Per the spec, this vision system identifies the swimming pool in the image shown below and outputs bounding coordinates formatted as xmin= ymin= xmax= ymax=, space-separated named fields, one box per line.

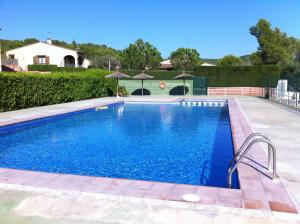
xmin=0 ymin=101 xmax=238 ymax=188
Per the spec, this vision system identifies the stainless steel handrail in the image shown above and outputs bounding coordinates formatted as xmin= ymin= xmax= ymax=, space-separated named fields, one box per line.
xmin=228 ymin=133 xmax=271 ymax=172
xmin=227 ymin=137 xmax=277 ymax=188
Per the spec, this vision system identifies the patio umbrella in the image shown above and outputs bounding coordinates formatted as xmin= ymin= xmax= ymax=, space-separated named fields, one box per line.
xmin=132 ymin=71 xmax=154 ymax=96
xmin=105 ymin=69 xmax=130 ymax=97
xmin=173 ymin=71 xmax=194 ymax=95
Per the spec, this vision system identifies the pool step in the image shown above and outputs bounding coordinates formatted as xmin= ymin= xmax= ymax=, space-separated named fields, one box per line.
xmin=180 ymin=101 xmax=227 ymax=107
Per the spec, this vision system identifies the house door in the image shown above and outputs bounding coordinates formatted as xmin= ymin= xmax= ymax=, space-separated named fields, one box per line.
xmin=193 ymin=77 xmax=208 ymax=95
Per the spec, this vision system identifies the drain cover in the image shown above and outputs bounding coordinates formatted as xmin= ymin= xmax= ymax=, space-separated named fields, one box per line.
xmin=182 ymin=194 xmax=201 ymax=202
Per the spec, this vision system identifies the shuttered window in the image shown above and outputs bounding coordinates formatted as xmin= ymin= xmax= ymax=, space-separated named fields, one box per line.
xmin=33 ymin=55 xmax=50 ymax=64
xmin=33 ymin=56 xmax=38 ymax=64
xmin=38 ymin=56 xmax=46 ymax=64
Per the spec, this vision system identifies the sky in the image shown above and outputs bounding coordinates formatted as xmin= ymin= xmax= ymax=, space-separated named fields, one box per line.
xmin=0 ymin=0 xmax=299 ymax=59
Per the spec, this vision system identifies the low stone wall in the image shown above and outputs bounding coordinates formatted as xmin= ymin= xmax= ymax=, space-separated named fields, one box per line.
xmin=2 ymin=64 xmax=22 ymax=72
xmin=120 ymin=80 xmax=264 ymax=96
xmin=119 ymin=80 xmax=193 ymax=96
xmin=208 ymin=87 xmax=264 ymax=96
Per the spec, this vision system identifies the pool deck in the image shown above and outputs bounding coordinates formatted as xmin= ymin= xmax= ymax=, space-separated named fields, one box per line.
xmin=236 ymin=97 xmax=300 ymax=208
xmin=1 ymin=96 xmax=300 ymax=223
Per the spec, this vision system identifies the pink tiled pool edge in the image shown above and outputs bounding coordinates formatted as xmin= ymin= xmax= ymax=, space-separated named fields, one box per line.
xmin=0 ymin=98 xmax=298 ymax=214
xmin=0 ymin=100 xmax=124 ymax=127
xmin=227 ymin=99 xmax=298 ymax=213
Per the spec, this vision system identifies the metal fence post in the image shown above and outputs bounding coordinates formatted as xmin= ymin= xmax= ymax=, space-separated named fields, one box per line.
xmin=270 ymin=88 xmax=272 ymax=100
xmin=296 ymin=91 xmax=298 ymax=109
xmin=279 ymin=90 xmax=281 ymax=103
xmin=271 ymin=88 xmax=273 ymax=100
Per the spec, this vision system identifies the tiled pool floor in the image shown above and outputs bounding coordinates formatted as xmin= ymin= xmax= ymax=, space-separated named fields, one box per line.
xmin=0 ymin=97 xmax=298 ymax=215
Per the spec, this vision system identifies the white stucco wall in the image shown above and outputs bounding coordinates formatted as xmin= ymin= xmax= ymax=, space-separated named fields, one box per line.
xmin=5 ymin=42 xmax=91 ymax=70
xmin=82 ymin=57 xmax=91 ymax=68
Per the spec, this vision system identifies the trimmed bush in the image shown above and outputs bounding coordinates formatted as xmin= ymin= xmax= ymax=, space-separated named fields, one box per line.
xmin=28 ymin=64 xmax=86 ymax=72
xmin=195 ymin=66 xmax=280 ymax=87
xmin=0 ymin=69 xmax=116 ymax=112
xmin=0 ymin=66 xmax=280 ymax=112
xmin=122 ymin=65 xmax=280 ymax=87
xmin=28 ymin=64 xmax=58 ymax=71
xmin=280 ymin=66 xmax=300 ymax=91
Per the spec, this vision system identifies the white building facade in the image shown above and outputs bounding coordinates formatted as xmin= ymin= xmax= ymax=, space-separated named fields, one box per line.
xmin=160 ymin=60 xmax=173 ymax=70
xmin=200 ymin=62 xmax=216 ymax=66
xmin=4 ymin=40 xmax=91 ymax=71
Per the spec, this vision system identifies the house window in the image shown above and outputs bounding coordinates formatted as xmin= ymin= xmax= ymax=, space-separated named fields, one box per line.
xmin=8 ymin=54 xmax=15 ymax=59
xmin=38 ymin=55 xmax=46 ymax=64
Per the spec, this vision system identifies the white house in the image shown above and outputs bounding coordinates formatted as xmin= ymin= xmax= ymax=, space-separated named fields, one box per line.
xmin=4 ymin=39 xmax=91 ymax=71
xmin=160 ymin=60 xmax=173 ymax=70
xmin=200 ymin=62 xmax=216 ymax=66
xmin=160 ymin=60 xmax=216 ymax=70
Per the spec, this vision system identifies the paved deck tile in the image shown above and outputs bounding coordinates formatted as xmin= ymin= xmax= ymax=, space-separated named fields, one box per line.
xmin=217 ymin=198 xmax=243 ymax=208
xmin=243 ymin=199 xmax=270 ymax=210
xmin=269 ymin=201 xmax=298 ymax=213
xmin=144 ymin=189 xmax=171 ymax=200
xmin=150 ymin=182 xmax=175 ymax=191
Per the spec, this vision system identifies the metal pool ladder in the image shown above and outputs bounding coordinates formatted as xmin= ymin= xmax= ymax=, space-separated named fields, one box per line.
xmin=227 ymin=133 xmax=277 ymax=188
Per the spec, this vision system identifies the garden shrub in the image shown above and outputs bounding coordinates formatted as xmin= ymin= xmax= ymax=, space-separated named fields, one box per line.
xmin=0 ymin=66 xmax=281 ymax=112
xmin=0 ymin=69 xmax=116 ymax=112
xmin=28 ymin=64 xmax=86 ymax=72
xmin=118 ymin=86 xmax=129 ymax=97
xmin=280 ymin=65 xmax=300 ymax=91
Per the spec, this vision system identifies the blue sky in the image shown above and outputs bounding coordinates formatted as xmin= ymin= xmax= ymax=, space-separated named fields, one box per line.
xmin=0 ymin=0 xmax=299 ymax=58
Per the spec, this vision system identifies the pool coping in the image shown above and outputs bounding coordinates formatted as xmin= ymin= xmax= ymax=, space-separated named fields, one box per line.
xmin=0 ymin=100 xmax=124 ymax=128
xmin=0 ymin=98 xmax=298 ymax=214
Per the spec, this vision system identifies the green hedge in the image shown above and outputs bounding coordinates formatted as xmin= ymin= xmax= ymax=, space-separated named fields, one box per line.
xmin=0 ymin=65 xmax=280 ymax=112
xmin=28 ymin=64 xmax=86 ymax=72
xmin=121 ymin=65 xmax=280 ymax=87
xmin=0 ymin=69 xmax=116 ymax=112
xmin=280 ymin=66 xmax=300 ymax=91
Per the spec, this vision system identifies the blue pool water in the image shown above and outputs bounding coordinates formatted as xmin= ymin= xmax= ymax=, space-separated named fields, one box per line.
xmin=0 ymin=102 xmax=238 ymax=188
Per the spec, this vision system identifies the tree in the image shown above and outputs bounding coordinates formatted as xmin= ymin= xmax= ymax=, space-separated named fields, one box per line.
xmin=23 ymin=38 xmax=39 ymax=45
xmin=217 ymin=55 xmax=243 ymax=66
xmin=0 ymin=38 xmax=38 ymax=55
xmin=50 ymin=40 xmax=121 ymax=64
xmin=249 ymin=52 xmax=263 ymax=65
xmin=71 ymin=40 xmax=77 ymax=50
xmin=52 ymin=39 xmax=70 ymax=49
xmin=121 ymin=39 xmax=162 ymax=70
xmin=169 ymin=48 xmax=200 ymax=70
xmin=295 ymin=41 xmax=300 ymax=64
xmin=250 ymin=19 xmax=298 ymax=65
xmin=90 ymin=55 xmax=120 ymax=70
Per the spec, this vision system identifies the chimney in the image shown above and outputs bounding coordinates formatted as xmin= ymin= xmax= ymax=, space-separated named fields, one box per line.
xmin=46 ymin=38 xmax=52 ymax=45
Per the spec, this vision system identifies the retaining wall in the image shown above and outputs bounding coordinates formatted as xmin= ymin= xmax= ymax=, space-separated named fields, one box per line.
xmin=208 ymin=87 xmax=264 ymax=96
xmin=119 ymin=80 xmax=264 ymax=96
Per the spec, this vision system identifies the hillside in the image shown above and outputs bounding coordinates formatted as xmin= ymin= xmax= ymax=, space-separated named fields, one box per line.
xmin=0 ymin=38 xmax=252 ymax=67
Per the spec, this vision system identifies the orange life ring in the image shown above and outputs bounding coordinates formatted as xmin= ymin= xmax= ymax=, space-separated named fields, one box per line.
xmin=159 ymin=81 xmax=166 ymax=89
